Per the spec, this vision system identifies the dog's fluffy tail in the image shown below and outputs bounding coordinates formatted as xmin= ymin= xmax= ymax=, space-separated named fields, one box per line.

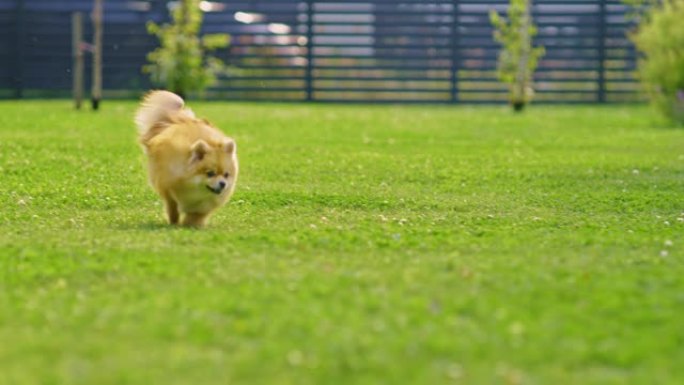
xmin=135 ymin=90 xmax=193 ymax=145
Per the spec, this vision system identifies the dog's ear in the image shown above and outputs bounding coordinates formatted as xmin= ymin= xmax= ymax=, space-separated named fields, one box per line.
xmin=190 ymin=140 xmax=210 ymax=163
xmin=223 ymin=139 xmax=236 ymax=155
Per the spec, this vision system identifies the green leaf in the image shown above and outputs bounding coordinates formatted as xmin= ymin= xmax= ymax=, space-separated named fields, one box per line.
xmin=142 ymin=0 xmax=231 ymax=96
xmin=202 ymin=34 xmax=230 ymax=50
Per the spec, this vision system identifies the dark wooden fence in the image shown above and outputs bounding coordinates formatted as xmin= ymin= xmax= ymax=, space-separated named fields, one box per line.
xmin=0 ymin=0 xmax=643 ymax=103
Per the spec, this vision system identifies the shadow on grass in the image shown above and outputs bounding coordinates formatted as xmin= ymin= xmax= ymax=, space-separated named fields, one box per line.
xmin=113 ymin=221 xmax=201 ymax=232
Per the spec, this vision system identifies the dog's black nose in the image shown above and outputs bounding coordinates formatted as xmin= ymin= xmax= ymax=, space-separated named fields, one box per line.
xmin=218 ymin=181 xmax=226 ymax=189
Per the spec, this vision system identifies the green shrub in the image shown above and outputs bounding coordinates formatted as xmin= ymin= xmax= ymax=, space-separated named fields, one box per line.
xmin=490 ymin=0 xmax=545 ymax=111
xmin=631 ymin=0 xmax=684 ymax=124
xmin=143 ymin=0 xmax=229 ymax=98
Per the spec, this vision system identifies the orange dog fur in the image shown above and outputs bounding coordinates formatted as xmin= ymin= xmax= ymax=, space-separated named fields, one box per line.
xmin=135 ymin=91 xmax=238 ymax=227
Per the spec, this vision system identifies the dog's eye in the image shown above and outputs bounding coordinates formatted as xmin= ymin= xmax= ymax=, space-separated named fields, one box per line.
xmin=223 ymin=172 xmax=229 ymax=178
xmin=206 ymin=171 xmax=216 ymax=177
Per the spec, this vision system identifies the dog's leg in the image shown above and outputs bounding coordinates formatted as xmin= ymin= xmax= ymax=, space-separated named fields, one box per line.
xmin=181 ymin=212 xmax=209 ymax=227
xmin=163 ymin=196 xmax=179 ymax=225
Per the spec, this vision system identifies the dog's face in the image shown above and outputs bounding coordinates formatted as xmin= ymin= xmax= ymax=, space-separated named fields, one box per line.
xmin=187 ymin=138 xmax=238 ymax=196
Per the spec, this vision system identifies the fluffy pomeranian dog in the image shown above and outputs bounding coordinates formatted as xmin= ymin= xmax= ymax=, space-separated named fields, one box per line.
xmin=135 ymin=91 xmax=238 ymax=227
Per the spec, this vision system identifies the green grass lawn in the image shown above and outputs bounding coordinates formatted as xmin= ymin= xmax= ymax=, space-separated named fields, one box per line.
xmin=0 ymin=101 xmax=683 ymax=384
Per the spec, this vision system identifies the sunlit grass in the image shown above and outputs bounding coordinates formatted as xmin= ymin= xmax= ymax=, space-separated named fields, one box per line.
xmin=0 ymin=100 xmax=682 ymax=384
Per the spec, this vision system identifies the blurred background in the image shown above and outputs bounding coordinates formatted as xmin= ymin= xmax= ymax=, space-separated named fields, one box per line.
xmin=0 ymin=0 xmax=644 ymax=104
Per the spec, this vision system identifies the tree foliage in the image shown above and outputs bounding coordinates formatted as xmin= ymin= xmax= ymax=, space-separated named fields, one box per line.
xmin=490 ymin=0 xmax=545 ymax=110
xmin=630 ymin=0 xmax=684 ymax=123
xmin=143 ymin=0 xmax=229 ymax=98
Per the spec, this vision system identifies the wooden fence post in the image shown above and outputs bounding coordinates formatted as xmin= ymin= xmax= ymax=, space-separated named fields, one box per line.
xmin=91 ymin=0 xmax=103 ymax=110
xmin=72 ymin=12 xmax=84 ymax=109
